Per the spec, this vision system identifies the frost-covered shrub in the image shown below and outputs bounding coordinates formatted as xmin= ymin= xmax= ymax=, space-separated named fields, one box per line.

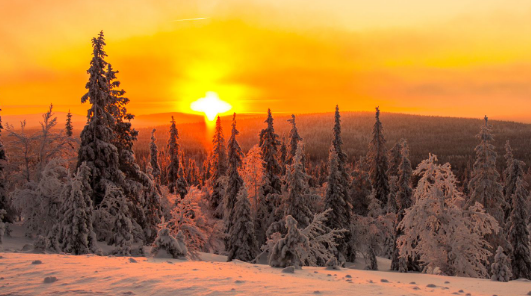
xmin=398 ymin=154 xmax=499 ymax=278
xmin=491 ymin=246 xmax=512 ymax=282
xmin=269 ymin=216 xmax=308 ymax=268
xmin=168 ymin=187 xmax=221 ymax=258
xmin=150 ymin=227 xmax=187 ymax=259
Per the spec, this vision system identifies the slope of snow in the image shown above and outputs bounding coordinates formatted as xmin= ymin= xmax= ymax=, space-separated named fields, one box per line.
xmin=1 ymin=251 xmax=530 ymax=296
xmin=1 ymin=225 xmax=530 ymax=296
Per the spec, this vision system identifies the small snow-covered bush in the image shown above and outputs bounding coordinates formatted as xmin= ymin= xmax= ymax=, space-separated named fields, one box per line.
xmin=150 ymin=227 xmax=187 ymax=259
xmin=491 ymin=246 xmax=512 ymax=282
xmin=269 ymin=215 xmax=308 ymax=268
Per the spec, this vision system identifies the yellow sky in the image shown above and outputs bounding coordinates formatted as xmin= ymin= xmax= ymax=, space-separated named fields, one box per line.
xmin=1 ymin=0 xmax=531 ymax=122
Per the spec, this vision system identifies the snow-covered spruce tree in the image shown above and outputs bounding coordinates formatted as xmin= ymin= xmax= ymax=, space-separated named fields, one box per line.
xmin=350 ymin=156 xmax=372 ymax=216
xmin=284 ymin=142 xmax=313 ymax=229
xmin=490 ymin=246 xmax=512 ymax=282
xmin=174 ymin=152 xmax=189 ymax=201
xmin=77 ymin=31 xmax=125 ymax=207
xmin=106 ymin=63 xmax=162 ymax=243
xmin=65 ymin=110 xmax=73 ymax=137
xmin=256 ymin=109 xmax=282 ymax=247
xmin=0 ymin=109 xmax=12 ymax=226
xmin=239 ymin=144 xmax=264 ymax=215
xmin=149 ymin=129 xmax=161 ymax=183
xmin=224 ymin=114 xmax=244 ymax=237
xmin=286 ymin=114 xmax=302 ymax=166
xmin=507 ymin=176 xmax=531 ymax=279
xmin=300 ymin=209 xmax=346 ymax=266
xmin=467 ymin=116 xmax=506 ymax=225
xmin=55 ymin=163 xmax=98 ymax=255
xmin=169 ymin=188 xmax=211 ymax=259
xmin=97 ymin=184 xmax=134 ymax=255
xmin=397 ymin=154 xmax=499 ymax=278
xmin=260 ymin=209 xmax=345 ymax=267
xmin=467 ymin=116 xmax=508 ymax=263
xmin=227 ymin=186 xmax=257 ymax=262
xmin=326 ymin=105 xmax=353 ymax=261
xmin=269 ymin=215 xmax=309 ymax=268
xmin=167 ymin=116 xmax=181 ymax=194
xmin=386 ymin=140 xmax=403 ymax=214
xmin=0 ymin=209 xmax=5 ymax=244
xmin=324 ymin=146 xmax=351 ymax=262
xmin=390 ymin=140 xmax=418 ymax=272
xmin=367 ymin=107 xmax=389 ymax=208
xmin=12 ymin=159 xmax=68 ymax=237
xmin=209 ymin=116 xmax=228 ymax=215
xmin=151 ymin=225 xmax=187 ymax=259
xmin=502 ymin=141 xmax=525 ymax=224
xmin=279 ymin=138 xmax=287 ymax=175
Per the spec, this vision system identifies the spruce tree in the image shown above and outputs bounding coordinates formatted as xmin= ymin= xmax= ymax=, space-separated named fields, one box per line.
xmin=209 ymin=116 xmax=228 ymax=214
xmin=367 ymin=107 xmax=389 ymax=208
xmin=227 ymin=186 xmax=257 ymax=262
xmin=77 ymin=31 xmax=125 ymax=206
xmin=65 ymin=110 xmax=73 ymax=137
xmin=324 ymin=106 xmax=352 ymax=261
xmin=324 ymin=147 xmax=351 ymax=262
xmin=105 ymin=63 xmax=161 ymax=243
xmin=286 ymin=114 xmax=302 ymax=166
xmin=490 ymin=246 xmax=512 ymax=282
xmin=284 ymin=142 xmax=313 ymax=229
xmin=467 ymin=116 xmax=505 ymax=223
xmin=0 ymin=108 xmax=11 ymax=224
xmin=174 ymin=152 xmax=188 ymax=200
xmin=390 ymin=140 xmax=418 ymax=272
xmin=56 ymin=163 xmax=98 ymax=255
xmin=350 ymin=157 xmax=371 ymax=216
xmin=503 ymin=141 xmax=521 ymax=223
xmin=507 ymin=176 xmax=531 ymax=279
xmin=224 ymin=114 xmax=244 ymax=235
xmin=269 ymin=215 xmax=308 ymax=268
xmin=256 ymin=109 xmax=282 ymax=247
xmin=167 ymin=116 xmax=181 ymax=194
xmin=149 ymin=129 xmax=161 ymax=183
xmin=259 ymin=109 xmax=282 ymax=197
xmin=386 ymin=141 xmax=402 ymax=213
xmin=279 ymin=138 xmax=287 ymax=175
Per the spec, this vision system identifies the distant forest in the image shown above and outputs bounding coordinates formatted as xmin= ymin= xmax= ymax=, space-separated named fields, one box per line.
xmin=132 ymin=111 xmax=531 ymax=180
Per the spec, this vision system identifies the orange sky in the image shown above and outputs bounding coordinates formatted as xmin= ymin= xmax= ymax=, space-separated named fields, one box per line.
xmin=1 ymin=0 xmax=531 ymax=122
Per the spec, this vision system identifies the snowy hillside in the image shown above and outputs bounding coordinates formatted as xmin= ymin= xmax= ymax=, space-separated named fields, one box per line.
xmin=1 ymin=227 xmax=530 ymax=296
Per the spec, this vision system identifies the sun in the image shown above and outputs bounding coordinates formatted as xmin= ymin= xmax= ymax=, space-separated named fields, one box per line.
xmin=190 ymin=92 xmax=232 ymax=121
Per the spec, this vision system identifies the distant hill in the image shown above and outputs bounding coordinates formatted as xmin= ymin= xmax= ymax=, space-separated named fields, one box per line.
xmin=133 ymin=111 xmax=531 ymax=174
xmin=3 ymin=110 xmax=530 ymax=174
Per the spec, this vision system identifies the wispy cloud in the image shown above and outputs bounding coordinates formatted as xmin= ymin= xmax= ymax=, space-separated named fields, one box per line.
xmin=172 ymin=17 xmax=209 ymax=22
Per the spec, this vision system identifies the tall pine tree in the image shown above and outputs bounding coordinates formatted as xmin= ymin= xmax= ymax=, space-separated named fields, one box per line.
xmin=227 ymin=186 xmax=257 ymax=262
xmin=390 ymin=140 xmax=418 ymax=272
xmin=149 ymin=129 xmax=161 ymax=182
xmin=65 ymin=110 xmax=73 ymax=137
xmin=507 ymin=174 xmax=531 ymax=279
xmin=284 ymin=142 xmax=313 ymax=229
xmin=167 ymin=116 xmax=181 ymax=194
xmin=209 ymin=116 xmax=227 ymax=215
xmin=225 ymin=114 xmax=244 ymax=237
xmin=367 ymin=107 xmax=389 ymax=208
xmin=256 ymin=109 xmax=282 ymax=247
xmin=0 ymin=108 xmax=12 ymax=224
xmin=286 ymin=114 xmax=302 ymax=166
xmin=77 ymin=31 xmax=125 ymax=206
xmin=324 ymin=106 xmax=352 ymax=262
xmin=467 ymin=116 xmax=505 ymax=223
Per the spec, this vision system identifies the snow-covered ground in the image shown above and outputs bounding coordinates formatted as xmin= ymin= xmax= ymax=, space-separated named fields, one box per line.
xmin=1 ymin=226 xmax=530 ymax=296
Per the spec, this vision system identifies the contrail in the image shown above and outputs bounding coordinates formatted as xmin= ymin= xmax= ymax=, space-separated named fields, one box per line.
xmin=172 ymin=17 xmax=208 ymax=22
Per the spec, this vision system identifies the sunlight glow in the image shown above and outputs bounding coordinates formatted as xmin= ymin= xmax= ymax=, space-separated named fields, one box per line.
xmin=191 ymin=92 xmax=232 ymax=121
